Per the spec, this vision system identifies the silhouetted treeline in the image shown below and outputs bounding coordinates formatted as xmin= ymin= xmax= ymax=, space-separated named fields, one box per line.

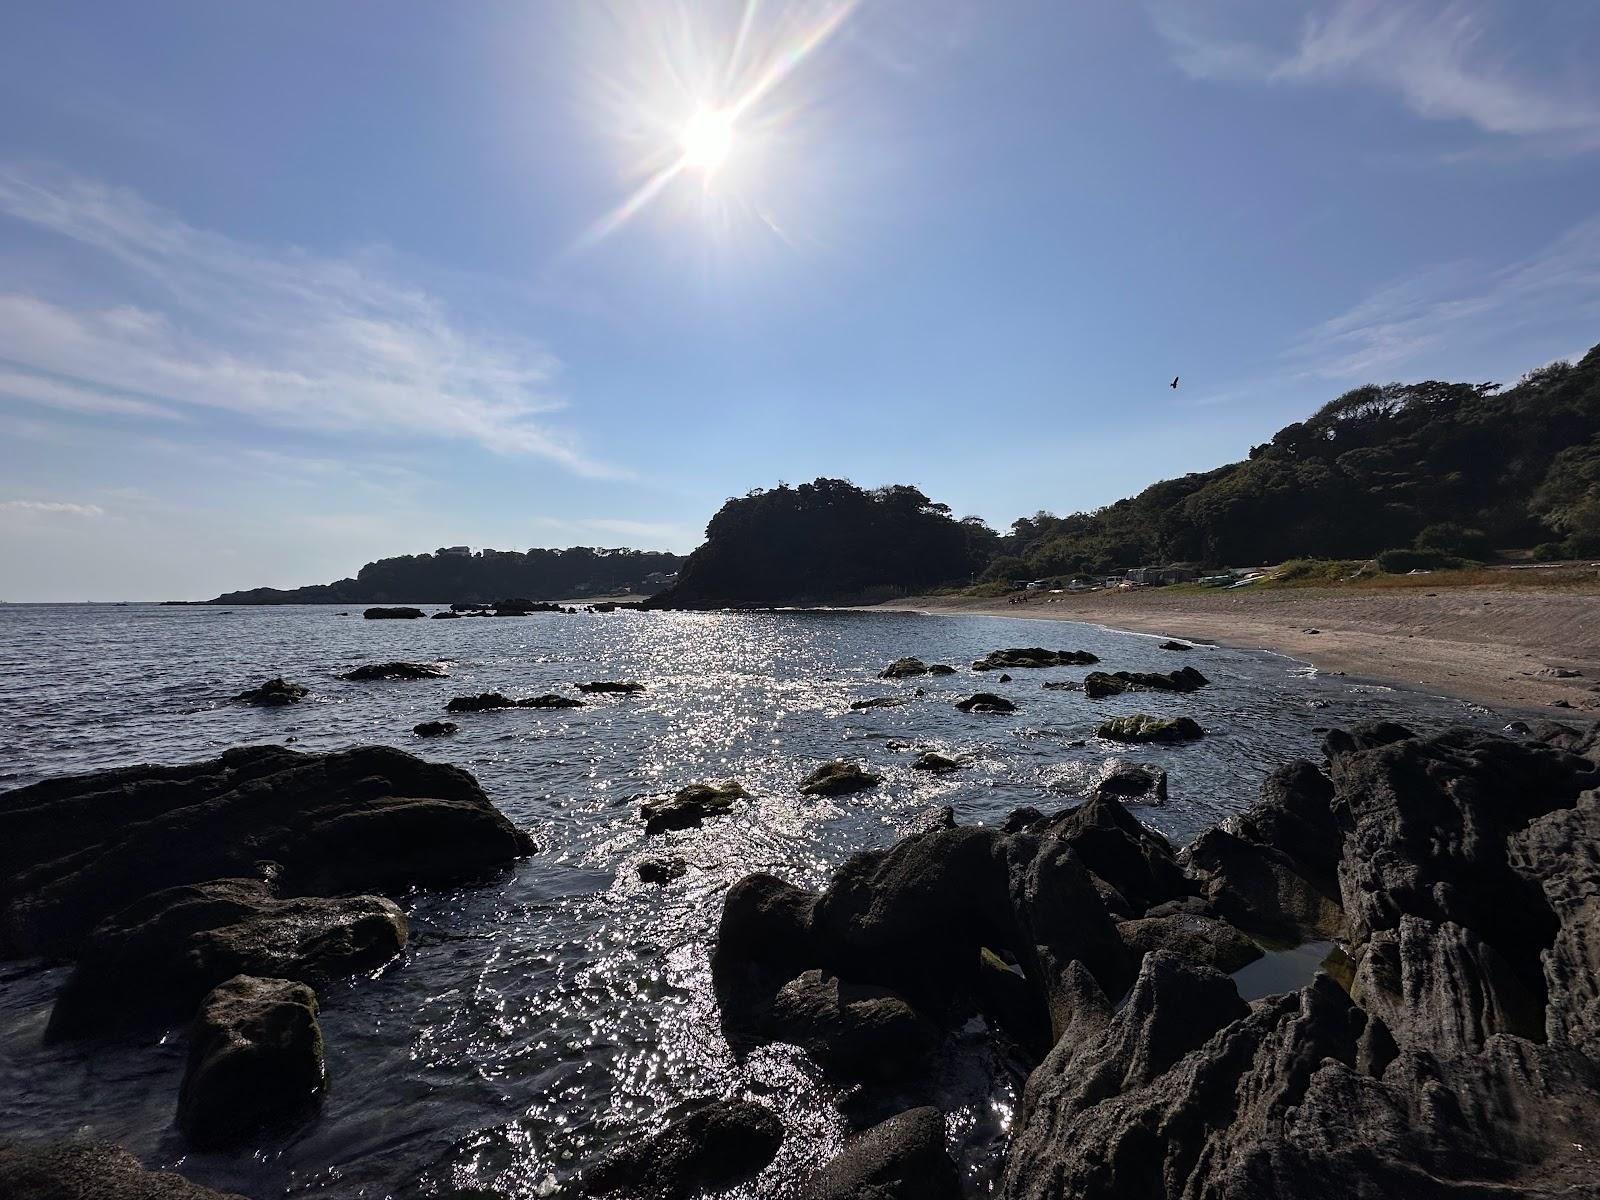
xmin=649 ymin=479 xmax=999 ymax=607
xmin=211 ymin=546 xmax=685 ymax=605
xmin=983 ymin=342 xmax=1600 ymax=579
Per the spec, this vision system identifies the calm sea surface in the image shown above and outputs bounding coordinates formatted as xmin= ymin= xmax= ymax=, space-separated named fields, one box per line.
xmin=0 ymin=604 xmax=1512 ymax=1197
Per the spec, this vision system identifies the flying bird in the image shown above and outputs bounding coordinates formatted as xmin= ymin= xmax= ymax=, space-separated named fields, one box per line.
xmin=1170 ymin=376 xmax=1180 ymax=389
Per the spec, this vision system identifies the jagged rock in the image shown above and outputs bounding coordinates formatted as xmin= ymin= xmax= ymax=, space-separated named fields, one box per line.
xmin=577 ymin=681 xmax=645 ymax=694
xmin=412 ymin=720 xmax=457 ymax=737
xmin=518 ymin=693 xmax=584 ymax=709
xmin=805 ymin=1106 xmax=960 ymax=1200
xmin=233 ymin=677 xmax=307 ymax=706
xmin=1117 ymin=913 xmax=1261 ymax=973
xmin=1159 ymin=640 xmax=1191 ymax=651
xmin=177 ymin=975 xmax=325 ymax=1148
xmin=954 ymin=692 xmax=1016 ymax=713
xmin=445 ymin=692 xmax=517 ymax=712
xmin=641 ymin=782 xmax=748 ymax=835
xmin=1081 ymin=666 xmax=1209 ymax=698
xmin=799 ymin=761 xmax=882 ymax=796
xmin=362 ymin=607 xmax=424 ymax=619
xmin=47 ymin=878 xmax=404 ymax=1040
xmin=586 ymin=1098 xmax=783 ymax=1199
xmin=998 ymin=673 xmax=1013 ymax=682
xmin=910 ymin=751 xmax=961 ymax=773
xmin=430 ymin=610 xmax=461 ymax=619
xmin=1096 ymin=713 xmax=1204 ymax=743
xmin=1025 ymin=793 xmax=1191 ymax=917
xmin=0 ymin=744 xmax=530 ymax=959
xmin=0 ymin=1141 xmax=249 ymax=1199
xmin=1095 ymin=762 xmax=1167 ymax=805
xmin=769 ymin=969 xmax=938 ymax=1082
xmin=638 ymin=856 xmax=688 ymax=885
xmin=338 ymin=662 xmax=446 ymax=681
xmin=850 ymin=695 xmax=910 ymax=710
xmin=972 ymin=648 xmax=1099 ymax=671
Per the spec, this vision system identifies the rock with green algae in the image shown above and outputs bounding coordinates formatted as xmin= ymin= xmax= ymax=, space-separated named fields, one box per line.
xmin=1097 ymin=714 xmax=1205 ymax=743
xmin=642 ymin=782 xmax=749 ymax=835
xmin=799 ymin=761 xmax=882 ymax=797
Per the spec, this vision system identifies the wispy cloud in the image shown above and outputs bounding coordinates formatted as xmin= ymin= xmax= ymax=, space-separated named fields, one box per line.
xmin=1150 ymin=1 xmax=1600 ymax=154
xmin=1290 ymin=215 xmax=1600 ymax=379
xmin=0 ymin=163 xmax=618 ymax=475
xmin=1 ymin=499 xmax=104 ymax=516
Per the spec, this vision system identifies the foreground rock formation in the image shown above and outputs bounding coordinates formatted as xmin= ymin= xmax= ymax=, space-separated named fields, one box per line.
xmin=712 ymin=720 xmax=1600 ymax=1198
xmin=0 ymin=1142 xmax=247 ymax=1200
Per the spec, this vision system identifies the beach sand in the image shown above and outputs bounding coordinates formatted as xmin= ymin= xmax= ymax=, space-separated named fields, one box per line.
xmin=873 ymin=585 xmax=1600 ymax=714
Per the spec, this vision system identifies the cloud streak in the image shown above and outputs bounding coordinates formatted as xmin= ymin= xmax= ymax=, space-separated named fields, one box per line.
xmin=0 ymin=164 xmax=617 ymax=475
xmin=1 ymin=499 xmax=104 ymax=516
xmin=1150 ymin=1 xmax=1600 ymax=153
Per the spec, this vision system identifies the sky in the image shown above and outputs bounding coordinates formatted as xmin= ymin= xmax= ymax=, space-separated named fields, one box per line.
xmin=2 ymin=0 xmax=1599 ymax=601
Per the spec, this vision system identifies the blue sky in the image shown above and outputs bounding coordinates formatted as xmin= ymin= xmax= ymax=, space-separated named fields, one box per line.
xmin=2 ymin=0 xmax=1598 ymax=600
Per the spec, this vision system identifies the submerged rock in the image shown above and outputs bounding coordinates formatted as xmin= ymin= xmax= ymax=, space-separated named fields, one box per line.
xmin=412 ymin=720 xmax=457 ymax=737
xmin=805 ymin=1106 xmax=960 ymax=1200
xmin=362 ymin=607 xmax=424 ymax=619
xmin=878 ymin=658 xmax=954 ymax=679
xmin=971 ymin=647 xmax=1100 ymax=671
xmin=586 ymin=1098 xmax=784 ymax=1199
xmin=177 ymin=975 xmax=326 ymax=1148
xmin=1096 ymin=713 xmax=1205 ymax=743
xmin=850 ymin=695 xmax=911 ymax=710
xmin=642 ymin=782 xmax=749 ymax=835
xmin=0 ymin=743 xmax=531 ymax=959
xmin=233 ymin=677 xmax=307 ymax=706
xmin=910 ymin=751 xmax=962 ymax=773
xmin=46 ymin=878 xmax=404 ymax=1041
xmin=954 ymin=692 xmax=1016 ymax=713
xmin=576 ymin=680 xmax=646 ymax=694
xmin=0 ymin=1142 xmax=248 ymax=1200
xmin=338 ymin=661 xmax=446 ymax=681
xmin=518 ymin=693 xmax=585 ymax=709
xmin=445 ymin=692 xmax=517 ymax=713
xmin=1081 ymin=666 xmax=1209 ymax=699
xmin=799 ymin=761 xmax=882 ymax=797
xmin=1158 ymin=639 xmax=1191 ymax=651
xmin=638 ymin=856 xmax=688 ymax=885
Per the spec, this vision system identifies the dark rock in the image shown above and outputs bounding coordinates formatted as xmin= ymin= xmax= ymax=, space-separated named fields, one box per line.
xmin=997 ymin=673 xmax=1013 ymax=683
xmin=638 ymin=857 xmax=688 ymax=885
xmin=362 ymin=607 xmax=424 ymax=619
xmin=339 ymin=662 xmax=446 ymax=681
xmin=880 ymin=657 xmax=931 ymax=678
xmin=642 ymin=782 xmax=748 ymax=835
xmin=954 ymin=692 xmax=1016 ymax=713
xmin=713 ymin=874 xmax=821 ymax=1045
xmin=1081 ymin=666 xmax=1209 ymax=699
xmin=972 ymin=648 xmax=1099 ymax=671
xmin=430 ymin=610 xmax=461 ymax=619
xmin=47 ymin=878 xmax=404 ymax=1040
xmin=1041 ymin=679 xmax=1079 ymax=690
xmin=1095 ymin=762 xmax=1167 ymax=805
xmin=577 ymin=681 xmax=646 ymax=694
xmin=1028 ymin=793 xmax=1191 ymax=917
xmin=926 ymin=663 xmax=956 ymax=675
xmin=413 ymin=720 xmax=457 ymax=737
xmin=0 ymin=744 xmax=530 ymax=959
xmin=233 ymin=677 xmax=307 ymax=706
xmin=1158 ymin=640 xmax=1191 ymax=651
xmin=910 ymin=751 xmax=961 ymax=773
xmin=799 ymin=761 xmax=882 ymax=796
xmin=445 ymin=692 xmax=517 ymax=713
xmin=586 ymin=1098 xmax=783 ymax=1199
xmin=850 ymin=695 xmax=909 ymax=710
xmin=517 ymin=693 xmax=585 ymax=709
xmin=1001 ymin=806 xmax=1046 ymax=833
xmin=768 ymin=969 xmax=938 ymax=1082
xmin=1097 ymin=713 xmax=1204 ymax=743
xmin=805 ymin=1107 xmax=960 ymax=1200
xmin=1117 ymin=913 xmax=1261 ymax=973
xmin=177 ymin=975 xmax=325 ymax=1148
xmin=0 ymin=1141 xmax=249 ymax=1199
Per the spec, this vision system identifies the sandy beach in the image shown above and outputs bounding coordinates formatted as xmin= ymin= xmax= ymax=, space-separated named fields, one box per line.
xmin=874 ymin=584 xmax=1600 ymax=713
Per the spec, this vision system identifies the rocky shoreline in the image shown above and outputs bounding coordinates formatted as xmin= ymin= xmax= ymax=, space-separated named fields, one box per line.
xmin=3 ymin=652 xmax=1599 ymax=1197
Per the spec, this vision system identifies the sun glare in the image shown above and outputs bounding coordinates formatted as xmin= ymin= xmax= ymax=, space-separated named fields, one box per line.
xmin=680 ymin=108 xmax=735 ymax=173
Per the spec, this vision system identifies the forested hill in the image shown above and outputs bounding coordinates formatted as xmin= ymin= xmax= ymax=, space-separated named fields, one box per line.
xmin=210 ymin=545 xmax=685 ymax=605
xmin=653 ymin=342 xmax=1600 ymax=607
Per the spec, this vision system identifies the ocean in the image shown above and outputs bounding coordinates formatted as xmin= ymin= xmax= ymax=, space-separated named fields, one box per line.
xmin=0 ymin=603 xmax=1512 ymax=1197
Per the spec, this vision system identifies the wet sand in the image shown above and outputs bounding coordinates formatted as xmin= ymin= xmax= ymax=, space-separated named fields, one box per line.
xmin=873 ymin=585 xmax=1600 ymax=713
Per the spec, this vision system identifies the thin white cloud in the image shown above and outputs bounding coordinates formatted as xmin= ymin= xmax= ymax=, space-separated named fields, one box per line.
xmin=1150 ymin=0 xmax=1600 ymax=153
xmin=0 ymin=164 xmax=619 ymax=475
xmin=1290 ymin=214 xmax=1600 ymax=379
xmin=1 ymin=499 xmax=104 ymax=516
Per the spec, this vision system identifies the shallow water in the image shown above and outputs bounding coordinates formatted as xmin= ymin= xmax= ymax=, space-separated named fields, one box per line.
xmin=0 ymin=604 xmax=1513 ymax=1197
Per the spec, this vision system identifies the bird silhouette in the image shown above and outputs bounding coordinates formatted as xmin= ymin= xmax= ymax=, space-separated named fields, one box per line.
xmin=1170 ymin=376 xmax=1180 ymax=389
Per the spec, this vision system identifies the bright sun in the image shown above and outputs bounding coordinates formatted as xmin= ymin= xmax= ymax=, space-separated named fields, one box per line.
xmin=680 ymin=108 xmax=735 ymax=173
